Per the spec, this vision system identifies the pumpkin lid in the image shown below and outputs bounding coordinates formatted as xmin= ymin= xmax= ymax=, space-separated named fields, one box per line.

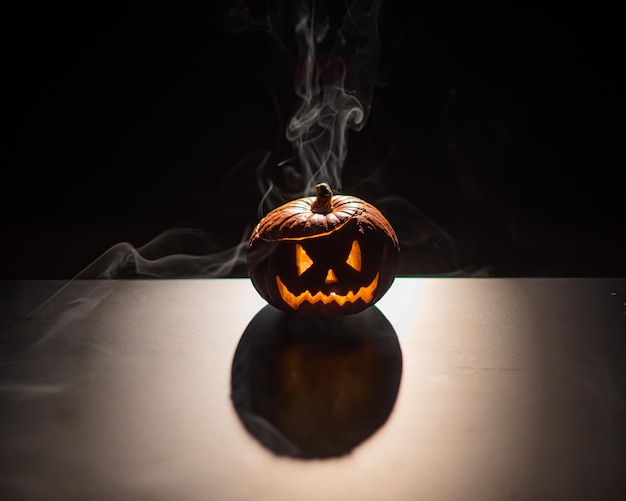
xmin=252 ymin=183 xmax=398 ymax=244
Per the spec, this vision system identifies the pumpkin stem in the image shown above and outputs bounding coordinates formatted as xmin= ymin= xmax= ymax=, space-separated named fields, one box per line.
xmin=312 ymin=183 xmax=333 ymax=214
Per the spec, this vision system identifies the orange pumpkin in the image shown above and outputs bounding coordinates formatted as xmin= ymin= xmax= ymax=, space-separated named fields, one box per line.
xmin=248 ymin=183 xmax=399 ymax=315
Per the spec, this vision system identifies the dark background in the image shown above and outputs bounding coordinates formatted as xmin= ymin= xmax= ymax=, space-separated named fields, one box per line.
xmin=2 ymin=1 xmax=624 ymax=279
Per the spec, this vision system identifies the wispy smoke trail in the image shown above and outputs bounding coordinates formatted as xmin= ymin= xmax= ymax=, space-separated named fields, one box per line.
xmin=73 ymin=228 xmax=248 ymax=280
xmin=287 ymin=0 xmax=383 ymax=194
xmin=0 ymin=228 xmax=248 ymax=351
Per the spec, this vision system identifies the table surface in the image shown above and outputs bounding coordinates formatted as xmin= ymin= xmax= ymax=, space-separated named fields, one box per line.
xmin=1 ymin=277 xmax=625 ymax=501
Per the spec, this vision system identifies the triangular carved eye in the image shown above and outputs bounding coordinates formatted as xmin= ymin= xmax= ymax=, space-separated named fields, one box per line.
xmin=345 ymin=240 xmax=362 ymax=272
xmin=295 ymin=243 xmax=314 ymax=276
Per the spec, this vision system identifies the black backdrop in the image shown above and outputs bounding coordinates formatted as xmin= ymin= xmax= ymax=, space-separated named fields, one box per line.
xmin=3 ymin=1 xmax=624 ymax=278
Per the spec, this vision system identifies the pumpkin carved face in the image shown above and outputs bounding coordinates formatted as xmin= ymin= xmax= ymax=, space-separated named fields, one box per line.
xmin=248 ymin=183 xmax=399 ymax=315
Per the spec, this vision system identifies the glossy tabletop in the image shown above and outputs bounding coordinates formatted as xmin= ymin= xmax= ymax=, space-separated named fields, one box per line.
xmin=0 ymin=278 xmax=624 ymax=500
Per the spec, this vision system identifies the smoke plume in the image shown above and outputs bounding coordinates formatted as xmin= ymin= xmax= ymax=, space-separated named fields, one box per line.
xmin=286 ymin=0 xmax=383 ymax=194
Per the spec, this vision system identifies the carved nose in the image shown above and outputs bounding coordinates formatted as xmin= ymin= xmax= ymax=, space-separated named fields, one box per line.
xmin=324 ymin=269 xmax=338 ymax=284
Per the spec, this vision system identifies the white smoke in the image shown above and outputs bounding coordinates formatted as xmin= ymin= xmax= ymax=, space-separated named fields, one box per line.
xmin=286 ymin=0 xmax=383 ymax=194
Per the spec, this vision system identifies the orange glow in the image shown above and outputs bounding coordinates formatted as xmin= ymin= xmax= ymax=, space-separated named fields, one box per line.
xmin=345 ymin=240 xmax=362 ymax=271
xmin=295 ymin=244 xmax=313 ymax=276
xmin=275 ymin=273 xmax=379 ymax=309
xmin=324 ymin=269 xmax=339 ymax=284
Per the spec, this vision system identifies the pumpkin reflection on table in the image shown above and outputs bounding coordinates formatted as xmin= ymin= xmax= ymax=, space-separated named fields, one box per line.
xmin=231 ymin=183 xmax=402 ymax=458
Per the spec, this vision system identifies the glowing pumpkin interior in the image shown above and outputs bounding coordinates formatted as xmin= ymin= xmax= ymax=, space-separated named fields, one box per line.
xmin=274 ymin=233 xmax=381 ymax=310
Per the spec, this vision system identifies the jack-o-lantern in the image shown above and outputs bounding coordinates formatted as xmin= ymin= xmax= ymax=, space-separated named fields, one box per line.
xmin=248 ymin=183 xmax=400 ymax=315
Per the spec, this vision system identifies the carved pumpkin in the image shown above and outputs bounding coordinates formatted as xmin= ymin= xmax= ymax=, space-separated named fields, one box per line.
xmin=248 ymin=183 xmax=400 ymax=315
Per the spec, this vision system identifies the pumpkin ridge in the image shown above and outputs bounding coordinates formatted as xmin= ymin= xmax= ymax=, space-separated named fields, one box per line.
xmin=251 ymin=200 xmax=397 ymax=247
xmin=257 ymin=211 xmax=360 ymax=242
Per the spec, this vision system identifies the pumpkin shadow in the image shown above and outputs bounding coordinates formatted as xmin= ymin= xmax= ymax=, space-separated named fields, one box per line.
xmin=231 ymin=306 xmax=402 ymax=459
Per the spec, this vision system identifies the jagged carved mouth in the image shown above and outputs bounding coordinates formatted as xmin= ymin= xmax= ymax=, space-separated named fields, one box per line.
xmin=275 ymin=273 xmax=379 ymax=309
